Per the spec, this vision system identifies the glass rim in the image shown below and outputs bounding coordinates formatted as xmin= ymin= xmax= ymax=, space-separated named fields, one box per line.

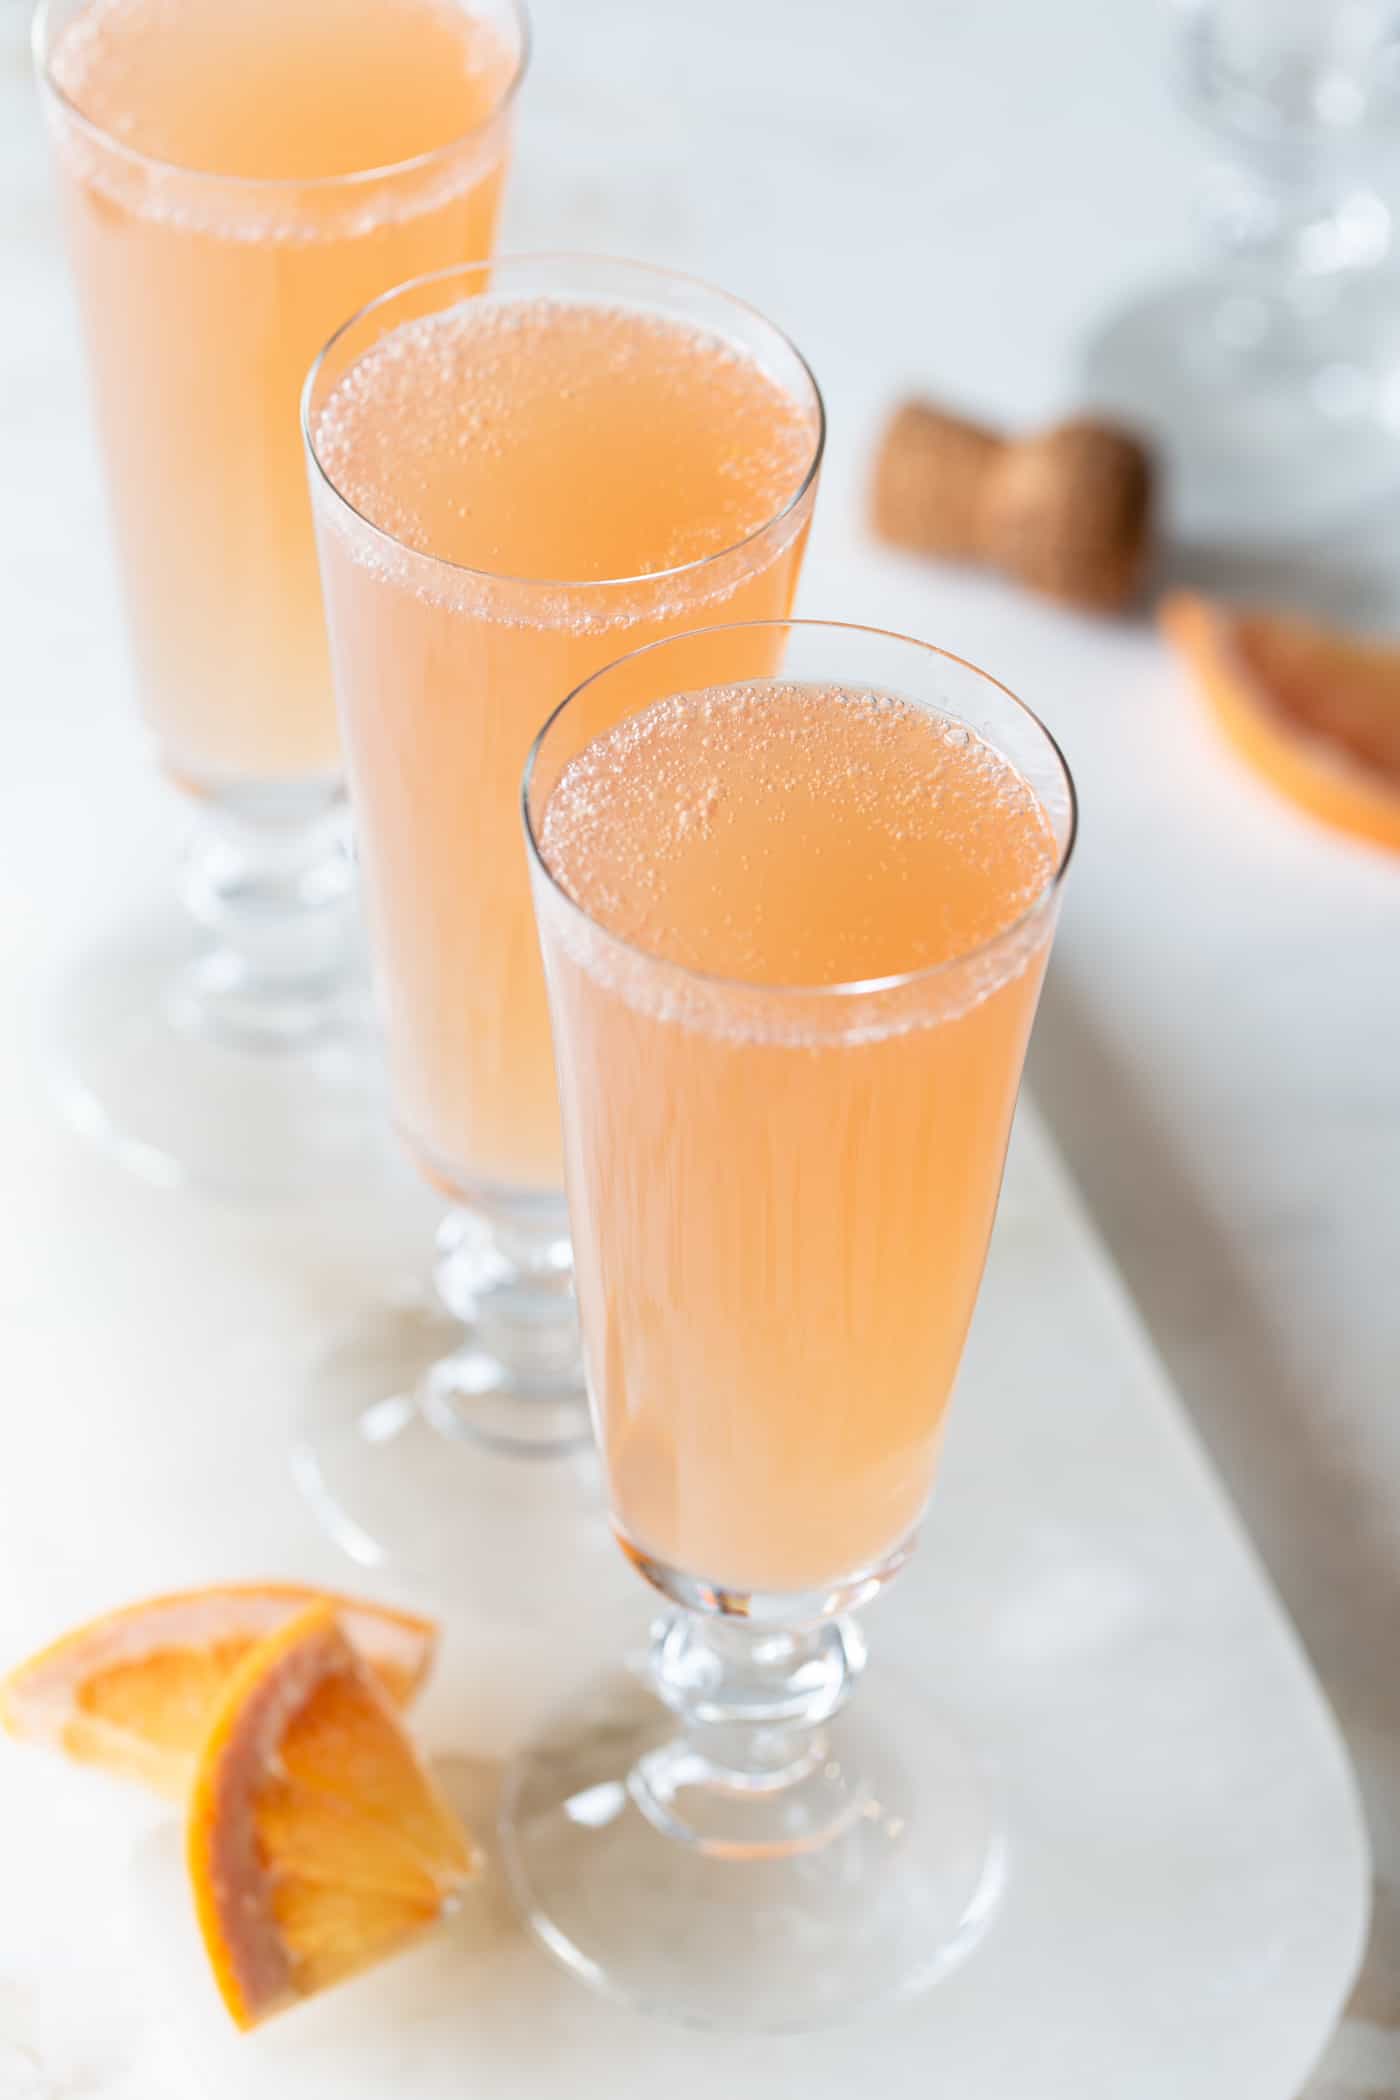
xmin=522 ymin=617 xmax=1078 ymax=1004
xmin=31 ymin=0 xmax=530 ymax=194
xmin=300 ymin=252 xmax=828 ymax=594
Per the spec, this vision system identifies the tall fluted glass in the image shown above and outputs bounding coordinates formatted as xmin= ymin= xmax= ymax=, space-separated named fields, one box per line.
xmin=33 ymin=0 xmax=526 ymax=1194
xmin=1082 ymin=0 xmax=1400 ymax=541
xmin=296 ymin=258 xmax=823 ymax=1580
xmin=506 ymin=620 xmax=1076 ymax=2028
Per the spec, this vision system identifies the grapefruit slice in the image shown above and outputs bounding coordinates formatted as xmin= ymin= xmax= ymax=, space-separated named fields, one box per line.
xmin=1160 ymin=592 xmax=1400 ymax=852
xmin=0 ymin=1583 xmax=437 ymax=1797
xmin=187 ymin=1601 xmax=476 ymax=2028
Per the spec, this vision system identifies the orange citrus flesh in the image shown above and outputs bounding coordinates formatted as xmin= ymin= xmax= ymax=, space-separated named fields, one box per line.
xmin=187 ymin=1601 xmax=476 ymax=2028
xmin=0 ymin=1584 xmax=437 ymax=1797
xmin=1161 ymin=591 xmax=1400 ymax=853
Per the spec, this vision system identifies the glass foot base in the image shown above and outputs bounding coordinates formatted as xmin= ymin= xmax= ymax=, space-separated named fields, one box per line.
xmin=291 ymin=1297 xmax=608 ymax=1609
xmin=49 ymin=908 xmax=381 ymax=1201
xmin=499 ymin=1661 xmax=1005 ymax=2031
xmin=1079 ymin=271 xmax=1400 ymax=545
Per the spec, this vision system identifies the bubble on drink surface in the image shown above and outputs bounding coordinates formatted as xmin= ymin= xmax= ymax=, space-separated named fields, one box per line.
xmin=311 ymin=296 xmax=818 ymax=591
xmin=536 ymin=680 xmax=1062 ymax=1032
xmin=46 ymin=0 xmax=517 ymax=238
xmin=50 ymin=0 xmax=520 ymax=181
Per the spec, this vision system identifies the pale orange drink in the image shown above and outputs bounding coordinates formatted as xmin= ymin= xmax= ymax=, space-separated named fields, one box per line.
xmin=37 ymin=0 xmax=524 ymax=787
xmin=527 ymin=629 xmax=1073 ymax=1597
xmin=305 ymin=262 xmax=821 ymax=1201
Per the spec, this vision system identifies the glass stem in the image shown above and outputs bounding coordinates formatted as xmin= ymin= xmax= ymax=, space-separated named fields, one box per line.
xmin=418 ymin=1204 xmax=589 ymax=1454
xmin=632 ymin=1613 xmax=868 ymax=1853
xmin=175 ymin=782 xmax=357 ymax=1050
xmin=434 ymin=1203 xmax=579 ymax=1380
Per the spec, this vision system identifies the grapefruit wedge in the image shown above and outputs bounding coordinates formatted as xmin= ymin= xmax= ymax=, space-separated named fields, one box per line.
xmin=0 ymin=1583 xmax=437 ymax=1797
xmin=1161 ymin=592 xmax=1400 ymax=852
xmin=187 ymin=1602 xmax=476 ymax=2028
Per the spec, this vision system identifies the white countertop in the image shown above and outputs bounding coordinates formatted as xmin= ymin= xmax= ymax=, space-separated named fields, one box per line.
xmin=4 ymin=0 xmax=1399 ymax=2091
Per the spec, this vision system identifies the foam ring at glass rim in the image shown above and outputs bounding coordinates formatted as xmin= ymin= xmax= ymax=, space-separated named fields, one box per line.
xmin=300 ymin=252 xmax=826 ymax=599
xmin=522 ymin=617 xmax=1077 ymax=1007
xmin=32 ymin=0 xmax=531 ymax=196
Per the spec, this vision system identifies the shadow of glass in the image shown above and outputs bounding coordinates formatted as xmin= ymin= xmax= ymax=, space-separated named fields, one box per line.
xmin=1029 ymin=973 xmax=1400 ymax=2062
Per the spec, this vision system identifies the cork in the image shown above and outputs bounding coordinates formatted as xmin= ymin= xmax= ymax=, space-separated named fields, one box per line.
xmin=871 ymin=399 xmax=1155 ymax=614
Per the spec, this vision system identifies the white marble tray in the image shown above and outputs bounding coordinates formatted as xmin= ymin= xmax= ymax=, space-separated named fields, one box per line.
xmin=0 ymin=1086 xmax=1368 ymax=2100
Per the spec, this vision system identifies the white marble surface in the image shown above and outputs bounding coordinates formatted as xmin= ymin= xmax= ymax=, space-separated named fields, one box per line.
xmin=0 ymin=1072 xmax=1372 ymax=2100
xmin=3 ymin=0 xmax=1400 ymax=2091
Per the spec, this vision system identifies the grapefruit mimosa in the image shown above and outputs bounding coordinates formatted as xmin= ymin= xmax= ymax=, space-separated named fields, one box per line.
xmin=297 ymin=259 xmax=822 ymax=1576
xmin=34 ymin=0 xmax=525 ymax=1194
xmin=508 ymin=620 xmax=1075 ymax=2028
